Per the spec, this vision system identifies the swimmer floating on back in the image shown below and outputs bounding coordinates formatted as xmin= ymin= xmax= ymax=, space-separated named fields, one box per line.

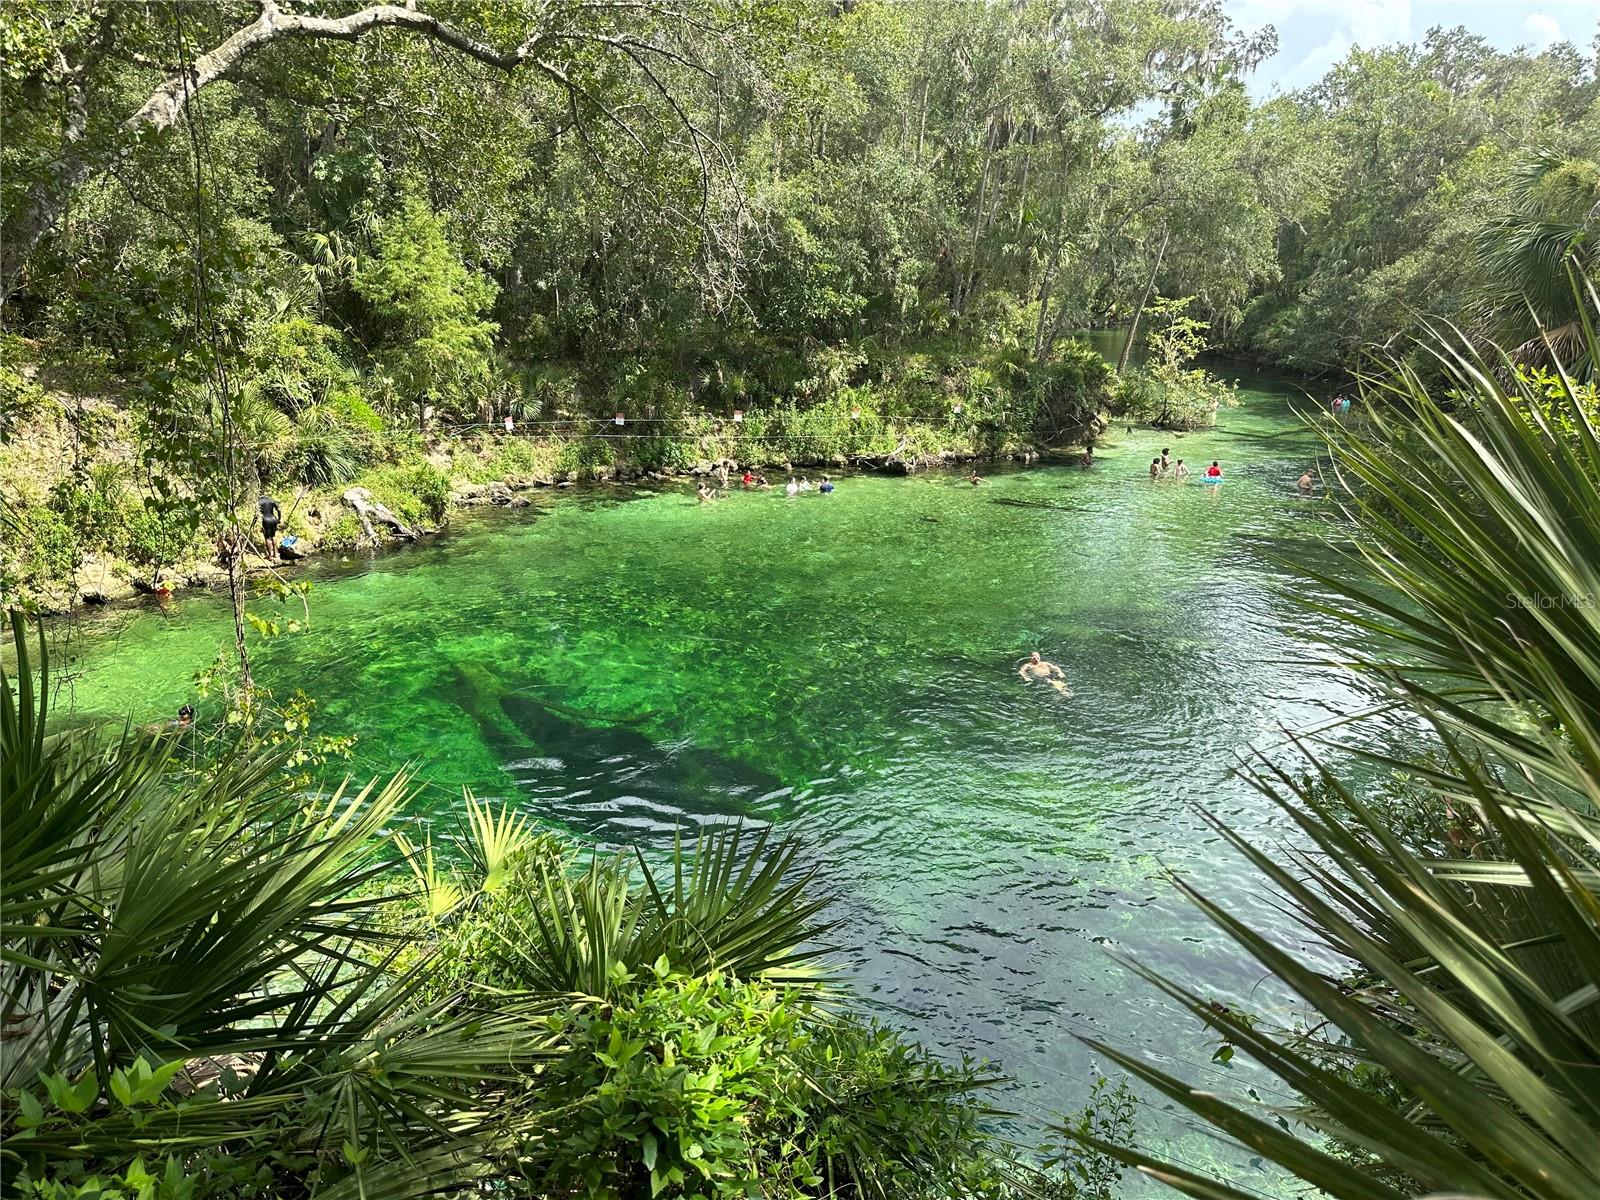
xmin=1019 ymin=651 xmax=1071 ymax=695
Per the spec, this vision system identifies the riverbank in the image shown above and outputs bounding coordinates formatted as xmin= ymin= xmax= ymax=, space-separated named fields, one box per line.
xmin=0 ymin=384 xmax=1068 ymax=613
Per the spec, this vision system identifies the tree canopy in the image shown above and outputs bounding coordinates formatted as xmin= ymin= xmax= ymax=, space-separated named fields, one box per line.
xmin=4 ymin=1 xmax=1593 ymax=400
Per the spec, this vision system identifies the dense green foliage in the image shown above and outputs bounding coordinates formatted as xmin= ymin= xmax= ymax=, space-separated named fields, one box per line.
xmin=6 ymin=2 xmax=1592 ymax=417
xmin=6 ymin=3 xmax=1600 ymax=1194
xmin=1241 ymin=40 xmax=1600 ymax=373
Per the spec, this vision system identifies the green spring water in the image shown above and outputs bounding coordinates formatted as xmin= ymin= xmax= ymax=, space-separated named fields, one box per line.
xmin=43 ymin=374 xmax=1373 ymax=1185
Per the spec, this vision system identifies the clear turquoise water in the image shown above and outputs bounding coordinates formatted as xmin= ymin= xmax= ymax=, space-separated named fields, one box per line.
xmin=42 ymin=375 xmax=1373 ymax=1185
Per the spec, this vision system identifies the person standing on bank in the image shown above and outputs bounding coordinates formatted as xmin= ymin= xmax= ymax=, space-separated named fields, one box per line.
xmin=258 ymin=495 xmax=282 ymax=560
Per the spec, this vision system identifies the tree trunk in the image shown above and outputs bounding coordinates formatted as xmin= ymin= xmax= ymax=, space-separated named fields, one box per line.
xmin=956 ymin=117 xmax=1001 ymax=315
xmin=1013 ymin=123 xmax=1034 ymax=234
xmin=1033 ymin=238 xmax=1061 ymax=360
xmin=914 ymin=77 xmax=930 ymax=165
xmin=1116 ymin=226 xmax=1170 ymax=374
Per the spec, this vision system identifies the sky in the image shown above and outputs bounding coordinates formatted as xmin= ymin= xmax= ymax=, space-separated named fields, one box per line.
xmin=1228 ymin=0 xmax=1600 ymax=95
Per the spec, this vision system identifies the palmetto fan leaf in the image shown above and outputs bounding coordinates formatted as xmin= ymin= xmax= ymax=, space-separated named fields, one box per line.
xmin=1079 ymin=741 xmax=1600 ymax=1200
xmin=1472 ymin=146 xmax=1600 ymax=367
xmin=1307 ymin=300 xmax=1600 ymax=789
xmin=491 ymin=824 xmax=837 ymax=999
xmin=459 ymin=787 xmax=535 ymax=892
xmin=0 ymin=615 xmax=565 ymax=1198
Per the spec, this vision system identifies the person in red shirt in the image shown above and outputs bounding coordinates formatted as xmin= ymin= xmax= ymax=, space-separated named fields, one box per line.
xmin=1205 ymin=460 xmax=1222 ymax=478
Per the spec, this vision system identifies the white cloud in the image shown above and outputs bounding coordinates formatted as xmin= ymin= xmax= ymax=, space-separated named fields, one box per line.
xmin=1522 ymin=12 xmax=1564 ymax=47
xmin=1229 ymin=0 xmax=1415 ymax=94
xmin=1229 ymin=0 xmax=1413 ymax=46
xmin=1285 ymin=31 xmax=1353 ymax=87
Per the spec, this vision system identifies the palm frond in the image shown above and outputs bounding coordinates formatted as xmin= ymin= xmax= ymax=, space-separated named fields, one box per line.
xmin=488 ymin=825 xmax=838 ymax=999
xmin=1085 ymin=298 xmax=1600 ymax=1199
xmin=458 ymin=788 xmax=534 ymax=893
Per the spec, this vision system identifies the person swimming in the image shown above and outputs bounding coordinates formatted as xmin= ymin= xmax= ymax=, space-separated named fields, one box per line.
xmin=1149 ymin=457 xmax=1161 ymax=479
xmin=1160 ymin=447 xmax=1171 ymax=471
xmin=799 ymin=477 xmax=813 ymax=492
xmin=143 ymin=703 xmax=195 ymax=737
xmin=1018 ymin=651 xmax=1071 ymax=695
xmin=697 ymin=483 xmax=715 ymax=503
xmin=1298 ymin=470 xmax=1313 ymax=492
xmin=1205 ymin=460 xmax=1222 ymax=478
xmin=1174 ymin=458 xmax=1188 ymax=479
xmin=786 ymin=477 xmax=799 ymax=497
xmin=741 ymin=470 xmax=755 ymax=487
xmin=819 ymin=476 xmax=835 ymax=494
xmin=969 ymin=472 xmax=984 ymax=485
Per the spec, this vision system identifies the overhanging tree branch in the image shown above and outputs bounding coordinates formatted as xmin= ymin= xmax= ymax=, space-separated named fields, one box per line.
xmin=0 ymin=0 xmax=705 ymax=305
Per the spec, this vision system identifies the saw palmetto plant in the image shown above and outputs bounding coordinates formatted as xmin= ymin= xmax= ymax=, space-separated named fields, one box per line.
xmin=1085 ymin=302 xmax=1600 ymax=1199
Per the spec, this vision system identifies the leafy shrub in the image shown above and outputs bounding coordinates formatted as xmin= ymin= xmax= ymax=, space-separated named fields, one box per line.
xmin=352 ymin=194 xmax=499 ymax=420
xmin=0 ymin=335 xmax=46 ymax=443
xmin=518 ymin=965 xmax=999 ymax=1200
xmin=47 ymin=463 xmax=125 ymax=548
xmin=285 ymin=401 xmax=374 ymax=486
xmin=403 ymin=462 xmax=452 ymax=522
xmin=1114 ymin=297 xmax=1237 ymax=430
xmin=626 ymin=434 xmax=696 ymax=472
xmin=353 ymin=460 xmax=451 ymax=525
xmin=508 ymin=362 xmax=580 ymax=419
xmin=231 ymin=389 xmax=294 ymax=485
xmin=316 ymin=511 xmax=365 ymax=551
xmin=1508 ymin=363 xmax=1600 ymax=449
xmin=0 ymin=628 xmax=556 ymax=1200
xmin=1114 ymin=364 xmax=1235 ymax=430
xmin=246 ymin=315 xmax=361 ymax=413
xmin=16 ymin=506 xmax=80 ymax=587
xmin=120 ymin=501 xmax=197 ymax=569
xmin=482 ymin=435 xmax=561 ymax=482
xmin=553 ymin=437 xmax=617 ymax=479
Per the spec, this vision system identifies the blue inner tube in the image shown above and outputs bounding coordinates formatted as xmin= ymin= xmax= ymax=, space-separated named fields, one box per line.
xmin=1201 ymin=475 xmax=1224 ymax=483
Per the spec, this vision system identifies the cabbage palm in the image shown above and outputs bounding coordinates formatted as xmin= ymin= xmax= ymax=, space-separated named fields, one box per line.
xmin=1080 ymin=307 xmax=1600 ymax=1198
xmin=1474 ymin=146 xmax=1600 ymax=373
